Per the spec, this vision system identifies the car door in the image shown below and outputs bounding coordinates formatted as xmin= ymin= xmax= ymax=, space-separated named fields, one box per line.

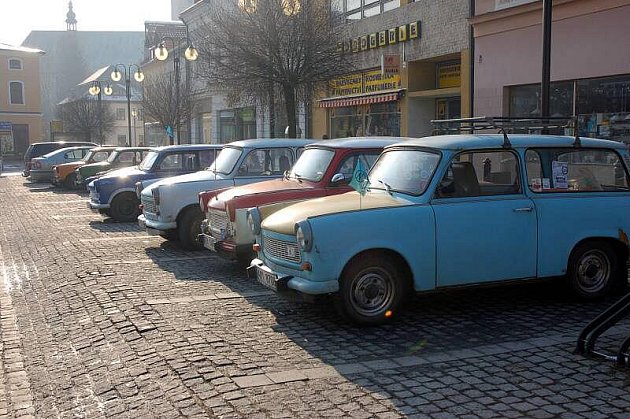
xmin=431 ymin=150 xmax=537 ymax=287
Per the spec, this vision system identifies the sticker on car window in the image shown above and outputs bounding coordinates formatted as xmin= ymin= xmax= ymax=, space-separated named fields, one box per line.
xmin=531 ymin=178 xmax=542 ymax=192
xmin=552 ymin=161 xmax=569 ymax=189
xmin=542 ymin=178 xmax=550 ymax=190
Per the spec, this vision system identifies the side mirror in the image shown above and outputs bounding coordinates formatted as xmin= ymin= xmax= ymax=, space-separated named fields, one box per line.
xmin=331 ymin=173 xmax=346 ymax=184
xmin=237 ymin=165 xmax=248 ymax=175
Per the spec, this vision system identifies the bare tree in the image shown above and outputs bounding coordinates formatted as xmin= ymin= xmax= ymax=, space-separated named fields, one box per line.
xmin=194 ymin=0 xmax=353 ymax=138
xmin=56 ymin=99 xmax=115 ymax=144
xmin=142 ymin=73 xmax=194 ymax=145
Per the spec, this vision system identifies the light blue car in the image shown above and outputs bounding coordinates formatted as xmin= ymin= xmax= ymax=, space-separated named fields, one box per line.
xmin=248 ymin=134 xmax=630 ymax=325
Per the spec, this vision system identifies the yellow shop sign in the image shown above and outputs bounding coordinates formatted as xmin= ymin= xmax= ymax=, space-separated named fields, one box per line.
xmin=330 ymin=69 xmax=401 ymax=96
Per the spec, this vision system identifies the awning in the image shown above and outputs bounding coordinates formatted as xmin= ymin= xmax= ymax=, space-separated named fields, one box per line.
xmin=318 ymin=89 xmax=405 ymax=108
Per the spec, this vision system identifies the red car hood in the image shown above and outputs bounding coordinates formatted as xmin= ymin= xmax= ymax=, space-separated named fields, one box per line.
xmin=208 ymin=177 xmax=319 ymax=212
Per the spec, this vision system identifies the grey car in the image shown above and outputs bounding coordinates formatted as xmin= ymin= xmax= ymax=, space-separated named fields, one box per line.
xmin=29 ymin=146 xmax=94 ymax=183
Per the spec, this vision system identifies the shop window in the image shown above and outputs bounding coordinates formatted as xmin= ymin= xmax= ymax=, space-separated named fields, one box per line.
xmin=9 ymin=81 xmax=24 ymax=104
xmin=365 ymin=102 xmax=400 ymax=136
xmin=219 ymin=107 xmax=256 ymax=144
xmin=9 ymin=58 xmax=22 ymax=70
xmin=116 ymin=108 xmax=126 ymax=120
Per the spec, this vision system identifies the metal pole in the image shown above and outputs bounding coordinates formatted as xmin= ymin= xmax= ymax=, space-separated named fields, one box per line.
xmin=126 ymin=73 xmax=132 ymax=146
xmin=97 ymin=82 xmax=103 ymax=145
xmin=174 ymin=55 xmax=181 ymax=145
xmin=541 ymin=0 xmax=553 ymax=126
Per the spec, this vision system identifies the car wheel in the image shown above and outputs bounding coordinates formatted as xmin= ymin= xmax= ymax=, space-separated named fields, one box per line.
xmin=567 ymin=241 xmax=619 ymax=299
xmin=64 ymin=173 xmax=77 ymax=189
xmin=159 ymin=230 xmax=179 ymax=241
xmin=110 ymin=192 xmax=140 ymax=222
xmin=337 ymin=254 xmax=407 ymax=325
xmin=178 ymin=207 xmax=204 ymax=250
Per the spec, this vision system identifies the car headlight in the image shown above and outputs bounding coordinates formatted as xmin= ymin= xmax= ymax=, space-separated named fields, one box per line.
xmin=135 ymin=181 xmax=143 ymax=198
xmin=247 ymin=207 xmax=262 ymax=235
xmin=295 ymin=220 xmax=313 ymax=252
xmin=152 ymin=186 xmax=160 ymax=206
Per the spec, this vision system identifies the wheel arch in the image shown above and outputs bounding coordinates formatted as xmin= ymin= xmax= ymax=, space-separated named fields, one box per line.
xmin=176 ymin=203 xmax=203 ymax=225
xmin=339 ymin=248 xmax=414 ymax=292
xmin=107 ymin=188 xmax=137 ymax=205
xmin=568 ymin=236 xmax=629 ymax=270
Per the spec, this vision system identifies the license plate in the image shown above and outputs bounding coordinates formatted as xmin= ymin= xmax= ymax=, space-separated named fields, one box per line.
xmin=255 ymin=266 xmax=278 ymax=291
xmin=203 ymin=234 xmax=216 ymax=251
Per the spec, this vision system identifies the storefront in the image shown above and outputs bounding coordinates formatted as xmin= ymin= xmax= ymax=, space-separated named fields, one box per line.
xmin=473 ymin=0 xmax=630 ymax=144
xmin=312 ymin=0 xmax=471 ymax=139
xmin=320 ymin=69 xmax=403 ymax=138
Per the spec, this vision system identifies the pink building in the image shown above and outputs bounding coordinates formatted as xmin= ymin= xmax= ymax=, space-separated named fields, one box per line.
xmin=472 ymin=0 xmax=630 ymax=143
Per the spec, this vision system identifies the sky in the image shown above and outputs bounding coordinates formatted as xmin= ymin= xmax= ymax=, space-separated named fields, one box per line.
xmin=0 ymin=0 xmax=173 ymax=46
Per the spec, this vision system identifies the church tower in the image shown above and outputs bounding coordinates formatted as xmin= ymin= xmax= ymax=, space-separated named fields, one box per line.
xmin=66 ymin=1 xmax=77 ymax=31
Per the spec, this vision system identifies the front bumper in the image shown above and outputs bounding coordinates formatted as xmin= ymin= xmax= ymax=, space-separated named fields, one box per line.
xmin=138 ymin=214 xmax=177 ymax=232
xmin=29 ymin=170 xmax=53 ymax=182
xmin=200 ymin=233 xmax=252 ymax=260
xmin=88 ymin=200 xmax=110 ymax=211
xmin=248 ymin=258 xmax=339 ymax=295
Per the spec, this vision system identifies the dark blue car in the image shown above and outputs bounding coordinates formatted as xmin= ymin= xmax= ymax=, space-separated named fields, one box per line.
xmin=87 ymin=144 xmax=222 ymax=221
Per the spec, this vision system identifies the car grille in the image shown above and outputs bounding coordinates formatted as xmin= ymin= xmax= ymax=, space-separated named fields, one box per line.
xmin=263 ymin=236 xmax=301 ymax=263
xmin=209 ymin=209 xmax=228 ymax=238
xmin=141 ymin=195 xmax=157 ymax=214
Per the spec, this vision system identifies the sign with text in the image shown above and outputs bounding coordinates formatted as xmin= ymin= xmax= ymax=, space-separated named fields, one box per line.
xmin=330 ymin=69 xmax=400 ymax=97
xmin=437 ymin=63 xmax=461 ymax=88
xmin=0 ymin=121 xmax=12 ymax=133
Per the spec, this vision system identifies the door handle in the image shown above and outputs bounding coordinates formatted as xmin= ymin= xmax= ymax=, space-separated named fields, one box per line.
xmin=513 ymin=207 xmax=533 ymax=212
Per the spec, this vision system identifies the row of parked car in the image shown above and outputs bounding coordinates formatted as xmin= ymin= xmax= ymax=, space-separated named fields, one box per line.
xmin=25 ymin=131 xmax=630 ymax=325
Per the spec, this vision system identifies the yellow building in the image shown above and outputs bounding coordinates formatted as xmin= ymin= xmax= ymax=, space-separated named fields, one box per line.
xmin=0 ymin=43 xmax=45 ymax=155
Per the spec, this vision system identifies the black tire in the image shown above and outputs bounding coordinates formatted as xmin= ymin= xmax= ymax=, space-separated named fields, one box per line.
xmin=64 ymin=173 xmax=77 ymax=189
xmin=159 ymin=230 xmax=179 ymax=241
xmin=567 ymin=241 xmax=619 ymax=299
xmin=336 ymin=254 xmax=407 ymax=325
xmin=178 ymin=207 xmax=204 ymax=250
xmin=109 ymin=192 xmax=140 ymax=222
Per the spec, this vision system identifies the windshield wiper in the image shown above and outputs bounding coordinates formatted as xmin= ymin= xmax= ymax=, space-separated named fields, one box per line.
xmin=293 ymin=173 xmax=303 ymax=183
xmin=377 ymin=179 xmax=392 ymax=195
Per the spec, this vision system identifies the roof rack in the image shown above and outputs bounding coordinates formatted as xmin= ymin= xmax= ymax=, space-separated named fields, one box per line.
xmin=431 ymin=116 xmax=580 ymax=148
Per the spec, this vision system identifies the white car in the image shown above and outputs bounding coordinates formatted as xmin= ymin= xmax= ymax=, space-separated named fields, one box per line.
xmin=137 ymin=138 xmax=314 ymax=249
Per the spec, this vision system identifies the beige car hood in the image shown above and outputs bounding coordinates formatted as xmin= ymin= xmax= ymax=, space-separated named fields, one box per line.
xmin=262 ymin=191 xmax=410 ymax=235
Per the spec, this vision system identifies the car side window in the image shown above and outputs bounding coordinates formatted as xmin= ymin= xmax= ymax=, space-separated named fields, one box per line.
xmin=199 ymin=149 xmax=216 ymax=169
xmin=158 ymin=152 xmax=197 ymax=171
xmin=118 ymin=152 xmax=134 ymax=163
xmin=65 ymin=150 xmax=84 ymax=159
xmin=92 ymin=151 xmax=109 ymax=162
xmin=437 ymin=151 xmax=521 ymax=198
xmin=237 ymin=148 xmax=293 ymax=176
xmin=526 ymin=148 xmax=630 ymax=192
xmin=335 ymin=153 xmax=381 ymax=182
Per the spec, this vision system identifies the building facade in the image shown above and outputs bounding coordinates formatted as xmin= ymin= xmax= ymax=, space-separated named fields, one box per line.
xmin=313 ymin=0 xmax=472 ymax=139
xmin=472 ymin=0 xmax=630 ymax=144
xmin=0 ymin=43 xmax=45 ymax=155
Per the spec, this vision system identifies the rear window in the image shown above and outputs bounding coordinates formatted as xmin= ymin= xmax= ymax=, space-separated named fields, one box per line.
xmin=526 ymin=148 xmax=630 ymax=192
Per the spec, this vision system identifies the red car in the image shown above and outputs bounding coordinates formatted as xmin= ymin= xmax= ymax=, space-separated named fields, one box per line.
xmin=199 ymin=137 xmax=402 ymax=265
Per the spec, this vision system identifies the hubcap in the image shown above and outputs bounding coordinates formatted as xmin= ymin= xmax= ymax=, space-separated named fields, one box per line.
xmin=576 ymin=249 xmax=610 ymax=293
xmin=119 ymin=198 xmax=136 ymax=216
xmin=350 ymin=268 xmax=395 ymax=317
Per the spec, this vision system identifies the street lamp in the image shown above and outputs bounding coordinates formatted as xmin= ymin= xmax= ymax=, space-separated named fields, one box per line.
xmin=88 ymin=80 xmax=113 ymax=144
xmin=131 ymin=108 xmax=138 ymax=146
xmin=154 ymin=36 xmax=198 ymax=145
xmin=110 ymin=64 xmax=144 ymax=146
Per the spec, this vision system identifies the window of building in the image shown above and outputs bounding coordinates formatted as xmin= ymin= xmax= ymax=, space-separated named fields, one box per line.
xmin=508 ymin=75 xmax=630 ymax=144
xmin=116 ymin=108 xmax=126 ymax=120
xmin=9 ymin=81 xmax=24 ymax=104
xmin=219 ymin=107 xmax=256 ymax=144
xmin=8 ymin=58 xmax=22 ymax=70
xmin=332 ymin=0 xmax=399 ymax=21
xmin=330 ymin=102 xmax=401 ymax=138
xmin=117 ymin=135 xmax=127 ymax=146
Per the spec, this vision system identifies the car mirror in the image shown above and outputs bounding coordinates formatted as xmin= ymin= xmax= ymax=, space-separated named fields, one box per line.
xmin=237 ymin=165 xmax=248 ymax=175
xmin=331 ymin=173 xmax=346 ymax=184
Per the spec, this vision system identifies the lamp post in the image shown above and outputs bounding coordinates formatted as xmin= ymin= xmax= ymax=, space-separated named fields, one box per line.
xmin=111 ymin=64 xmax=144 ymax=146
xmin=154 ymin=35 xmax=198 ymax=145
xmin=88 ymin=80 xmax=113 ymax=144
xmin=131 ymin=108 xmax=138 ymax=146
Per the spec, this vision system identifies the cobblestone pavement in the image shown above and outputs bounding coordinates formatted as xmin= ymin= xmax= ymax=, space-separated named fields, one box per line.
xmin=0 ymin=174 xmax=628 ymax=418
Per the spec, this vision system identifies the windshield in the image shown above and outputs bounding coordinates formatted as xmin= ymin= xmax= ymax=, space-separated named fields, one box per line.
xmin=369 ymin=149 xmax=441 ymax=195
xmin=139 ymin=151 xmax=159 ymax=171
xmin=208 ymin=147 xmax=242 ymax=174
xmin=290 ymin=148 xmax=335 ymax=182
